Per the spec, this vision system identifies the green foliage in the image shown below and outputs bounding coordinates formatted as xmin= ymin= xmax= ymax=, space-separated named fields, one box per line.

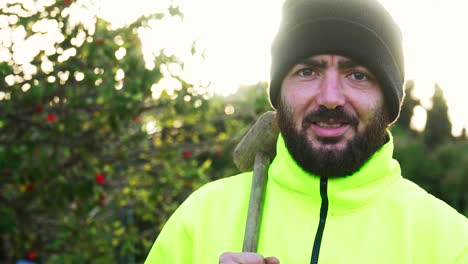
xmin=0 ymin=1 xmax=272 ymax=261
xmin=423 ymin=83 xmax=453 ymax=148
xmin=0 ymin=0 xmax=201 ymax=262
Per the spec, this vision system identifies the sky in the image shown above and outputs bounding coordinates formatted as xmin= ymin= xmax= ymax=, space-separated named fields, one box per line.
xmin=98 ymin=0 xmax=468 ymax=135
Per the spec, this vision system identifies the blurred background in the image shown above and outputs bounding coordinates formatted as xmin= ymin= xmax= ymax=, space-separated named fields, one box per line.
xmin=0 ymin=0 xmax=467 ymax=263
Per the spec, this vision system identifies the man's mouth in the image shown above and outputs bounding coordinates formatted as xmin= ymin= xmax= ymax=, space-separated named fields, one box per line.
xmin=315 ymin=120 xmax=348 ymax=128
xmin=302 ymin=107 xmax=358 ymax=135
xmin=306 ymin=118 xmax=353 ymax=139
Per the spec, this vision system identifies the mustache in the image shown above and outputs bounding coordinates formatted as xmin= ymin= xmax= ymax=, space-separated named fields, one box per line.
xmin=302 ymin=106 xmax=359 ymax=129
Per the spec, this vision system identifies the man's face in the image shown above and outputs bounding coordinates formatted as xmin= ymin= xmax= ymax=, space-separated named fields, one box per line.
xmin=277 ymin=54 xmax=389 ymax=177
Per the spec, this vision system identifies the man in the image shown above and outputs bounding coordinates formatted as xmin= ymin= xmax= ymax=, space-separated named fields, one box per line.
xmin=146 ymin=0 xmax=468 ymax=263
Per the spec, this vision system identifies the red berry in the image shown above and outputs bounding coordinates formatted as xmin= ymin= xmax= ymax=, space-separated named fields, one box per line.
xmin=95 ymin=38 xmax=104 ymax=45
xmin=27 ymin=250 xmax=36 ymax=260
xmin=134 ymin=116 xmax=142 ymax=123
xmin=36 ymin=105 xmax=43 ymax=113
xmin=64 ymin=0 xmax=72 ymax=5
xmin=47 ymin=114 xmax=56 ymax=123
xmin=26 ymin=183 xmax=35 ymax=191
xmin=215 ymin=147 xmax=222 ymax=157
xmin=95 ymin=173 xmax=105 ymax=185
xmin=182 ymin=150 xmax=192 ymax=159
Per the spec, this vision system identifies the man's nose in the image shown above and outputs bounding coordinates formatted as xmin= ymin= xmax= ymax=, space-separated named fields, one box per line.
xmin=316 ymin=71 xmax=345 ymax=109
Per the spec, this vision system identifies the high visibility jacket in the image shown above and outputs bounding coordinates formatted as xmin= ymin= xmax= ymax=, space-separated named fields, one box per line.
xmin=146 ymin=134 xmax=468 ymax=263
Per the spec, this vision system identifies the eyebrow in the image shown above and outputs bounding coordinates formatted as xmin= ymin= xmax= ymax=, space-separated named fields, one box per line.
xmin=337 ymin=59 xmax=360 ymax=70
xmin=298 ymin=58 xmax=327 ymax=69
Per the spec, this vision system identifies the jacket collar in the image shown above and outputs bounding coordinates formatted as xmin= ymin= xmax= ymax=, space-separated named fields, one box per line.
xmin=268 ymin=132 xmax=402 ymax=214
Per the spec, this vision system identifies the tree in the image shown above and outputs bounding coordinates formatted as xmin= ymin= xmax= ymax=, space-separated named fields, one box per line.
xmin=395 ymin=80 xmax=420 ymax=131
xmin=456 ymin=128 xmax=467 ymax=142
xmin=423 ymin=83 xmax=453 ymax=148
xmin=0 ymin=0 xmax=273 ymax=261
xmin=0 ymin=0 xmax=185 ymax=261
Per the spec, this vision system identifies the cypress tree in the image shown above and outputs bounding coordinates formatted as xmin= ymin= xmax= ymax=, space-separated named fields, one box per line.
xmin=424 ymin=83 xmax=453 ymax=148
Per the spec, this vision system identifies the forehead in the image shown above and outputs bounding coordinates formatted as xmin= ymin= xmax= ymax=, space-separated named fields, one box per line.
xmin=296 ymin=54 xmax=363 ymax=68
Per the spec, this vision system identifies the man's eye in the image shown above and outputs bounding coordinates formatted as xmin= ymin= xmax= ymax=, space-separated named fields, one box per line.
xmin=297 ymin=68 xmax=316 ymax=77
xmin=350 ymin=72 xmax=368 ymax=81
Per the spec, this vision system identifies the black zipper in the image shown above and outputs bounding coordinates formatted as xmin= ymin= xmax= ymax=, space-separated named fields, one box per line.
xmin=310 ymin=176 xmax=329 ymax=264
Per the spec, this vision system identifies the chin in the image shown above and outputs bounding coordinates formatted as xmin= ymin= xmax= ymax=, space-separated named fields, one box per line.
xmin=310 ymin=135 xmax=351 ymax=150
xmin=316 ymin=143 xmax=348 ymax=152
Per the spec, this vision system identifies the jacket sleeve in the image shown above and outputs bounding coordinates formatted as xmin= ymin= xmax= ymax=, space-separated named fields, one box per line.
xmin=144 ymin=197 xmax=195 ymax=264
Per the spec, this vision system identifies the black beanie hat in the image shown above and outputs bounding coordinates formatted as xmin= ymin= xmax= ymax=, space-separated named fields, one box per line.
xmin=269 ymin=0 xmax=405 ymax=123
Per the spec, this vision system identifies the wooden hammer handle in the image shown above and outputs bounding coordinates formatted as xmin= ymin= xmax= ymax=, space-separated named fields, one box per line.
xmin=242 ymin=151 xmax=270 ymax=252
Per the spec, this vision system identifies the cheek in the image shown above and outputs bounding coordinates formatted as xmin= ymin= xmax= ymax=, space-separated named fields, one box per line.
xmin=353 ymin=96 xmax=384 ymax=124
xmin=282 ymin=81 xmax=317 ymax=111
xmin=280 ymin=95 xmax=306 ymax=130
xmin=348 ymin=88 xmax=384 ymax=115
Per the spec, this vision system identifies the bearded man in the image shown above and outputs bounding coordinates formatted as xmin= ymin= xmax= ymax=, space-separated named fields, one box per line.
xmin=145 ymin=0 xmax=468 ymax=263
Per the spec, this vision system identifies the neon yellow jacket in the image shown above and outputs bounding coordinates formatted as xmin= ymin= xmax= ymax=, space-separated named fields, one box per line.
xmin=146 ymin=134 xmax=468 ymax=263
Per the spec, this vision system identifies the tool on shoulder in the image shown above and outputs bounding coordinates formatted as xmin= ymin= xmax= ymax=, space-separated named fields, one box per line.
xmin=233 ymin=111 xmax=279 ymax=252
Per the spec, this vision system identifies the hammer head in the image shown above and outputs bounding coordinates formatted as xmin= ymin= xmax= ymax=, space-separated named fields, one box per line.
xmin=233 ymin=111 xmax=280 ymax=172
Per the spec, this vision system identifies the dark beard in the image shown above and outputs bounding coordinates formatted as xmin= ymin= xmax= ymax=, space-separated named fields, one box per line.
xmin=277 ymin=101 xmax=389 ymax=178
